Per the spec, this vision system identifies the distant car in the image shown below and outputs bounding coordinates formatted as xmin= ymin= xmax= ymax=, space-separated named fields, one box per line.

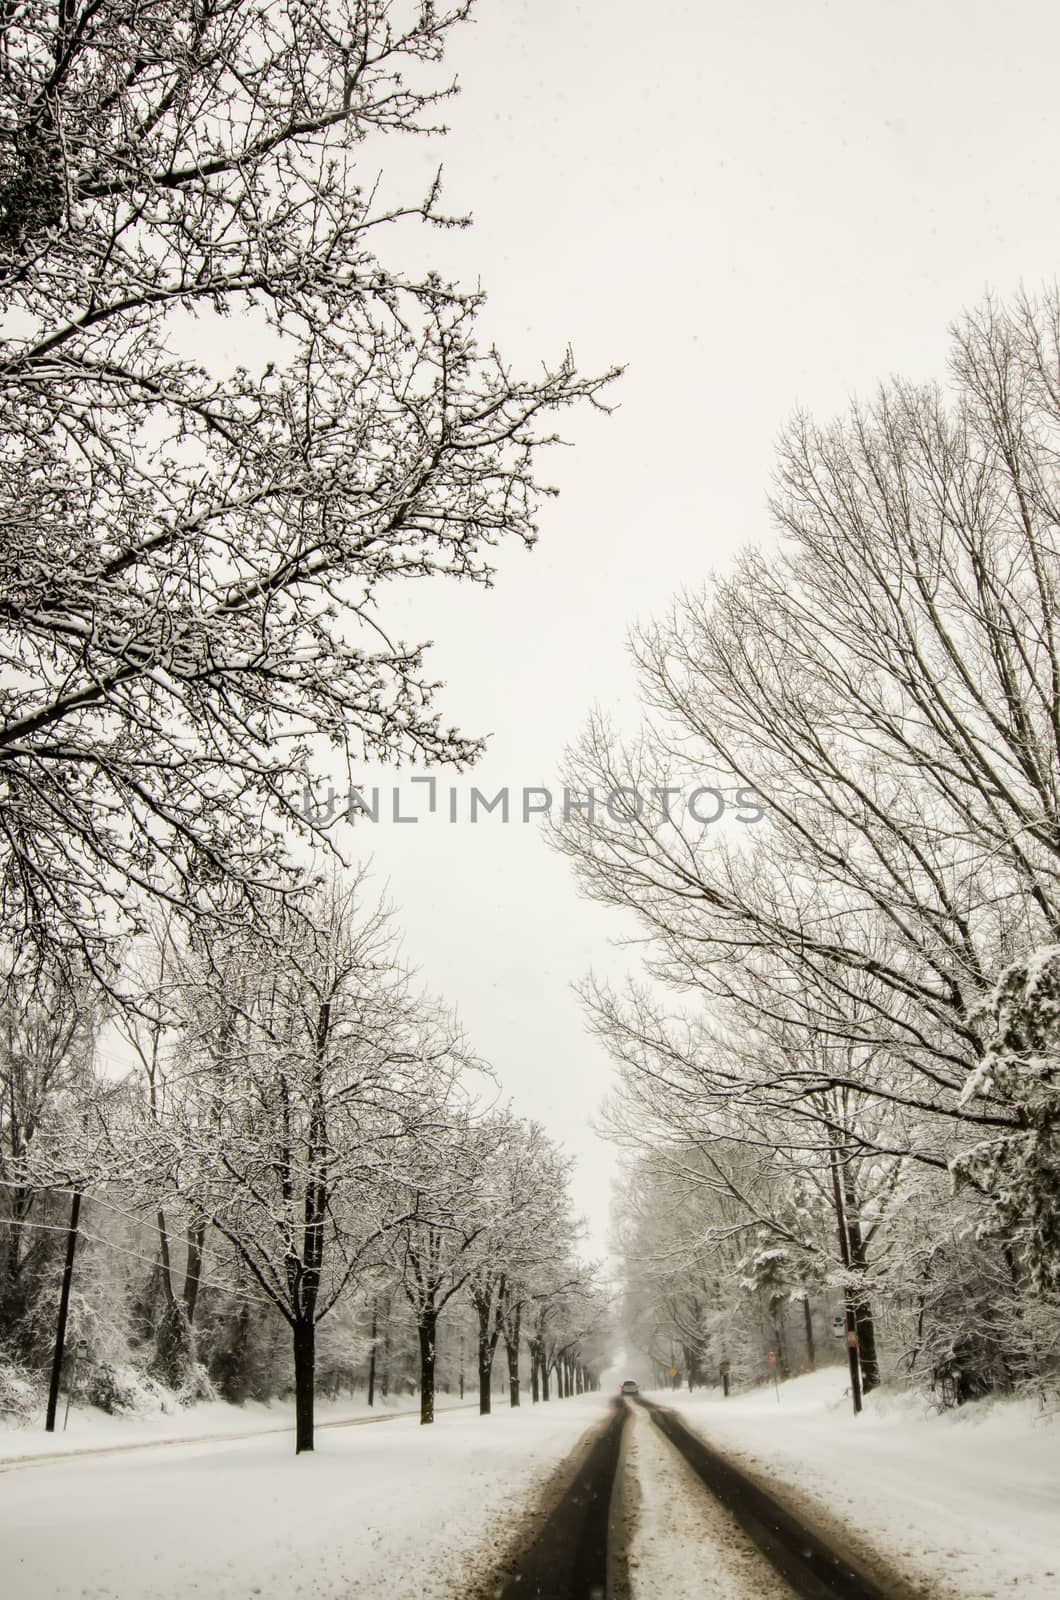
xmin=620 ymin=1379 xmax=639 ymax=1395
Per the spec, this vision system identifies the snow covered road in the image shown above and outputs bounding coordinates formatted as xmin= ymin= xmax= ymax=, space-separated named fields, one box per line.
xmin=8 ymin=1375 xmax=1053 ymax=1600
xmin=623 ymin=1400 xmax=793 ymax=1600
xmin=0 ymin=1396 xmax=609 ymax=1600
xmin=479 ymin=1394 xmax=912 ymax=1599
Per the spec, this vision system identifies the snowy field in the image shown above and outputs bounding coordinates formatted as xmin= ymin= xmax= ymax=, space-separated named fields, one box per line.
xmin=665 ymin=1368 xmax=1060 ymax=1600
xmin=0 ymin=1394 xmax=607 ymax=1600
xmin=0 ymin=1390 xmax=465 ymax=1463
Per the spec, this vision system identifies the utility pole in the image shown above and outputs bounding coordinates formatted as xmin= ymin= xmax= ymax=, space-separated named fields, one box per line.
xmin=802 ymin=1295 xmax=816 ymax=1370
xmin=45 ymin=1188 xmax=83 ymax=1432
xmin=367 ymin=1296 xmax=378 ymax=1407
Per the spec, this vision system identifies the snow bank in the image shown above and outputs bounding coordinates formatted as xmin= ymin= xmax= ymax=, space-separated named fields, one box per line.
xmin=0 ymin=1389 xmax=462 ymax=1462
xmin=0 ymin=1394 xmax=606 ymax=1600
xmin=663 ymin=1368 xmax=1060 ymax=1599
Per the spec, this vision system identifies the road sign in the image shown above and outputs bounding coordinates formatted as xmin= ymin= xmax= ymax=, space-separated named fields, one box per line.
xmin=846 ymin=1329 xmax=859 ymax=1349
xmin=718 ymin=1360 xmax=731 ymax=1376
xmin=832 ymin=1314 xmax=845 ymax=1339
xmin=668 ymin=1366 xmax=677 ymax=1377
xmin=768 ymin=1350 xmax=776 ymax=1365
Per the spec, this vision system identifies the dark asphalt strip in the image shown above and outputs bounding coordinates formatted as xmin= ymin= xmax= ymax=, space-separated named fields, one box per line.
xmin=492 ymin=1399 xmax=627 ymax=1600
xmin=640 ymin=1398 xmax=893 ymax=1600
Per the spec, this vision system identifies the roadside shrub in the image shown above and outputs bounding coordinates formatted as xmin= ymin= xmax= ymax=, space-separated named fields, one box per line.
xmin=0 ymin=1353 xmax=38 ymax=1424
xmin=84 ymin=1361 xmax=169 ymax=1416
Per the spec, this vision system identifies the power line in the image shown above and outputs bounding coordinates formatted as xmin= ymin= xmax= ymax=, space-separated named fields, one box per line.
xmin=0 ymin=1212 xmax=272 ymax=1309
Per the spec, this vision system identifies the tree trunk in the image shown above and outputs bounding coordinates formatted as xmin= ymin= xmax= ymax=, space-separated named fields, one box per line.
xmin=478 ymin=1332 xmax=492 ymax=1415
xmin=541 ymin=1357 xmax=550 ymax=1401
xmin=505 ymin=1336 xmax=520 ymax=1407
xmin=530 ymin=1347 xmax=540 ymax=1403
xmin=293 ymin=1317 xmax=315 ymax=1453
xmin=830 ymin=1148 xmax=863 ymax=1416
xmin=418 ymin=1313 xmax=437 ymax=1425
xmin=475 ymin=1298 xmax=494 ymax=1415
xmin=842 ymin=1169 xmax=881 ymax=1393
xmin=853 ymin=1294 xmax=880 ymax=1391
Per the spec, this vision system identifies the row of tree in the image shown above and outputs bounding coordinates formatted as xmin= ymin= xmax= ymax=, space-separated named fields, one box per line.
xmin=0 ymin=0 xmax=616 ymax=1451
xmin=556 ymin=289 xmax=1060 ymax=1407
xmin=1 ymin=876 xmax=609 ymax=1451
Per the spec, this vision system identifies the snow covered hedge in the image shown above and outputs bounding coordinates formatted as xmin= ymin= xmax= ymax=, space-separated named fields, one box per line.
xmin=0 ymin=1354 xmax=39 ymax=1425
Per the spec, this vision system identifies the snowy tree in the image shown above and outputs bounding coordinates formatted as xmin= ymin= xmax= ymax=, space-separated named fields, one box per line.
xmin=555 ymin=293 xmax=1060 ymax=1175
xmin=394 ymin=1108 xmax=499 ymax=1425
xmin=464 ymin=1117 xmax=572 ymax=1414
xmin=555 ymin=287 xmax=1060 ymax=1398
xmin=110 ymin=917 xmax=214 ymax=1389
xmin=613 ymin=1153 xmax=729 ymax=1389
xmin=541 ymin=1271 xmax=610 ymax=1399
xmin=127 ymin=874 xmax=470 ymax=1451
xmin=592 ymin=982 xmax=912 ymax=1391
xmin=957 ymin=945 xmax=1060 ymax=1294
xmin=0 ymin=0 xmax=617 ymax=977
xmin=0 ymin=963 xmax=99 ymax=1342
xmin=523 ymin=1249 xmax=608 ymax=1402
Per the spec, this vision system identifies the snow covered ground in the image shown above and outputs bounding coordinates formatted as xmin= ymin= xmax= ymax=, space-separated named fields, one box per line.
xmin=9 ymin=1374 xmax=1056 ymax=1600
xmin=622 ymin=1400 xmax=791 ymax=1599
xmin=0 ymin=1394 xmax=606 ymax=1600
xmin=664 ymin=1368 xmax=1060 ymax=1600
xmin=0 ymin=1389 xmax=464 ymax=1463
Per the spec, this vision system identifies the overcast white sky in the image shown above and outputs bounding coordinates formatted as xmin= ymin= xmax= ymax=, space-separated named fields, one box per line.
xmin=301 ymin=0 xmax=1060 ymax=1255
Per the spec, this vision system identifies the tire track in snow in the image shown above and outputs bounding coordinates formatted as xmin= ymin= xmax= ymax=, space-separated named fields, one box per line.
xmin=622 ymin=1398 xmax=794 ymax=1599
xmin=639 ymin=1396 xmax=922 ymax=1600
xmin=475 ymin=1393 xmax=931 ymax=1600
xmin=479 ymin=1397 xmax=627 ymax=1600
